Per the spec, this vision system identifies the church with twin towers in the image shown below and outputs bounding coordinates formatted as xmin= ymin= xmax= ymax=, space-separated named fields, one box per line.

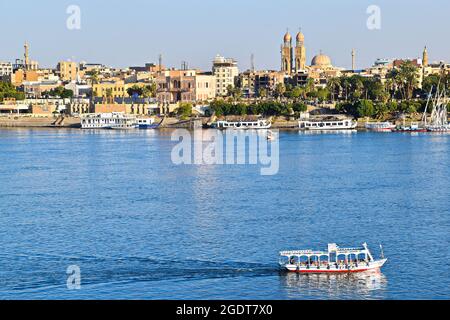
xmin=281 ymin=30 xmax=306 ymax=74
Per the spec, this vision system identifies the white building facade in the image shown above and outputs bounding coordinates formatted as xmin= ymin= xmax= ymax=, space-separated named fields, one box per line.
xmin=212 ymin=55 xmax=239 ymax=97
xmin=0 ymin=62 xmax=13 ymax=77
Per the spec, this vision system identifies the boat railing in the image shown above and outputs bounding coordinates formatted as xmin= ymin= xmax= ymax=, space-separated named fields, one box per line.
xmin=280 ymin=250 xmax=314 ymax=256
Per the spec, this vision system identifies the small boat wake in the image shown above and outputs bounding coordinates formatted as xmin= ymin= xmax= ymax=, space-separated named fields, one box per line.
xmin=0 ymin=252 xmax=279 ymax=293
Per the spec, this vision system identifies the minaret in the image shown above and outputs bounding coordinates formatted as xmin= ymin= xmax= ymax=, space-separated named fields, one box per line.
xmin=24 ymin=41 xmax=30 ymax=70
xmin=295 ymin=29 xmax=306 ymax=72
xmin=351 ymin=48 xmax=356 ymax=70
xmin=281 ymin=30 xmax=293 ymax=74
xmin=422 ymin=46 xmax=428 ymax=67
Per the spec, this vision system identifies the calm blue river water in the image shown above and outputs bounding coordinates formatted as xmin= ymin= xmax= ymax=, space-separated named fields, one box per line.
xmin=0 ymin=128 xmax=449 ymax=300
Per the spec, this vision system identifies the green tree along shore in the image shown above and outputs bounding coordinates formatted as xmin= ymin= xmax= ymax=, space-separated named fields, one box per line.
xmin=0 ymin=82 xmax=25 ymax=101
xmin=210 ymin=100 xmax=307 ymax=118
xmin=211 ymin=61 xmax=450 ymax=119
xmin=42 ymin=86 xmax=74 ymax=99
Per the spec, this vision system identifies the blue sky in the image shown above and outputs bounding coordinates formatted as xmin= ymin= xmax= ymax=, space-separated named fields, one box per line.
xmin=1 ymin=0 xmax=449 ymax=70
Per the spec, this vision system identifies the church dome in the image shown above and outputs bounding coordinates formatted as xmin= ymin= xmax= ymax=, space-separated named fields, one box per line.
xmin=283 ymin=32 xmax=292 ymax=43
xmin=311 ymin=53 xmax=332 ymax=67
xmin=296 ymin=32 xmax=304 ymax=42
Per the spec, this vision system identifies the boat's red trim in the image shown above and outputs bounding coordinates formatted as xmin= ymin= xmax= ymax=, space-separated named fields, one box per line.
xmin=289 ymin=268 xmax=376 ymax=274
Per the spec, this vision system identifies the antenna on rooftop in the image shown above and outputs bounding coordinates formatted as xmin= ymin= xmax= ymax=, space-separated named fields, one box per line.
xmin=251 ymin=53 xmax=255 ymax=72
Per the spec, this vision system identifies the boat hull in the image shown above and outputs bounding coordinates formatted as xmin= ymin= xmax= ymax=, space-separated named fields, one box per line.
xmin=366 ymin=128 xmax=393 ymax=132
xmin=306 ymin=127 xmax=356 ymax=131
xmin=283 ymin=259 xmax=387 ymax=274
xmin=138 ymin=125 xmax=159 ymax=129
xmin=393 ymin=129 xmax=427 ymax=133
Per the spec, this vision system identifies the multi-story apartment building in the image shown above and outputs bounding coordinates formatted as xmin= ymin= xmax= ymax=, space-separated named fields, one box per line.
xmin=0 ymin=62 xmax=13 ymax=77
xmin=156 ymin=69 xmax=216 ymax=103
xmin=57 ymin=61 xmax=78 ymax=82
xmin=93 ymin=80 xmax=140 ymax=98
xmin=212 ymin=55 xmax=239 ymax=97
xmin=237 ymin=70 xmax=285 ymax=98
xmin=194 ymin=72 xmax=216 ymax=102
xmin=21 ymin=81 xmax=62 ymax=98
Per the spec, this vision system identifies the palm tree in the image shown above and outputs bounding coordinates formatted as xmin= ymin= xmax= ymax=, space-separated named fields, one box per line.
xmin=327 ymin=77 xmax=341 ymax=102
xmin=105 ymin=88 xmax=113 ymax=101
xmin=86 ymin=70 xmax=99 ymax=85
xmin=274 ymin=83 xmax=286 ymax=101
xmin=257 ymin=87 xmax=267 ymax=101
xmin=305 ymin=78 xmax=315 ymax=98
xmin=398 ymin=61 xmax=419 ymax=100
xmin=349 ymin=75 xmax=364 ymax=100
xmin=340 ymin=76 xmax=351 ymax=101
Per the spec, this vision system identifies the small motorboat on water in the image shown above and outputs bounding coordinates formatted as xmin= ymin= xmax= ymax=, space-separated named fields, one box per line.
xmin=365 ymin=122 xmax=395 ymax=132
xmin=136 ymin=118 xmax=160 ymax=129
xmin=279 ymin=243 xmax=387 ymax=274
xmin=393 ymin=122 xmax=427 ymax=132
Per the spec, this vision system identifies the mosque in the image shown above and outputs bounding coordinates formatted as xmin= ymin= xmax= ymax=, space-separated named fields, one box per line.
xmin=281 ymin=30 xmax=342 ymax=85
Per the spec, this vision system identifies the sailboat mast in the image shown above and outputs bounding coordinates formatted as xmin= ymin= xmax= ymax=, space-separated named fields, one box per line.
xmin=422 ymin=86 xmax=433 ymax=126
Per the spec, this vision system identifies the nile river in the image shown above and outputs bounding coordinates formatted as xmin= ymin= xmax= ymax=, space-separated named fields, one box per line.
xmin=0 ymin=128 xmax=449 ymax=299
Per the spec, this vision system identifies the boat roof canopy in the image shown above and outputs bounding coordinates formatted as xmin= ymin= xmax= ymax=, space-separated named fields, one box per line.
xmin=280 ymin=243 xmax=370 ymax=257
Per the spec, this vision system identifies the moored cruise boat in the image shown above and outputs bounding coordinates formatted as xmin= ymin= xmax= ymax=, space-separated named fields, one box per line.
xmin=299 ymin=119 xmax=357 ymax=130
xmin=212 ymin=119 xmax=271 ymax=130
xmin=279 ymin=243 xmax=387 ymax=274
xmin=365 ymin=122 xmax=395 ymax=132
xmin=81 ymin=112 xmax=137 ymax=129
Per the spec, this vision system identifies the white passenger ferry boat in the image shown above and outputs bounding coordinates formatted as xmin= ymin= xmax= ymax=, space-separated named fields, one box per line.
xmin=212 ymin=119 xmax=271 ymax=130
xmin=81 ymin=113 xmax=137 ymax=129
xmin=299 ymin=119 xmax=357 ymax=130
xmin=279 ymin=243 xmax=387 ymax=274
xmin=365 ymin=122 xmax=395 ymax=132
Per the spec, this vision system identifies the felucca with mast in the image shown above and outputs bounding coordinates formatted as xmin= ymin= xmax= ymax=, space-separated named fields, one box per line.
xmin=422 ymin=79 xmax=450 ymax=132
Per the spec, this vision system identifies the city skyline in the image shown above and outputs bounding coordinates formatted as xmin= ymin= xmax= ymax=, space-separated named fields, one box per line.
xmin=1 ymin=0 xmax=450 ymax=71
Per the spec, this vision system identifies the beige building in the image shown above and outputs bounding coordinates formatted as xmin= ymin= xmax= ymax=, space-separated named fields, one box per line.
xmin=92 ymin=81 xmax=147 ymax=98
xmin=238 ymin=70 xmax=285 ymax=97
xmin=58 ymin=61 xmax=78 ymax=81
xmin=156 ymin=69 xmax=216 ymax=103
xmin=195 ymin=73 xmax=216 ymax=102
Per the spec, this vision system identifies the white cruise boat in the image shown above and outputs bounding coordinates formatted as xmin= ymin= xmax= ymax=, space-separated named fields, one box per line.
xmin=81 ymin=112 xmax=137 ymax=129
xmin=279 ymin=243 xmax=387 ymax=274
xmin=365 ymin=122 xmax=395 ymax=132
xmin=212 ymin=119 xmax=271 ymax=130
xmin=299 ymin=119 xmax=357 ymax=130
